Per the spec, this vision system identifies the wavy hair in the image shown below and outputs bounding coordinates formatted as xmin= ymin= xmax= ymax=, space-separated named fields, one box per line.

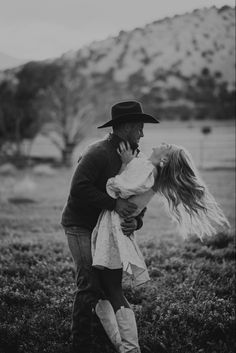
xmin=155 ymin=146 xmax=230 ymax=239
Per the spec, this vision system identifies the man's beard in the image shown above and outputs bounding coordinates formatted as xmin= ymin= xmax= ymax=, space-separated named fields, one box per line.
xmin=127 ymin=138 xmax=139 ymax=153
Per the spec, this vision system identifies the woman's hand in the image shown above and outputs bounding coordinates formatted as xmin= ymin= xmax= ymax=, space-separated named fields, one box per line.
xmin=117 ymin=142 xmax=137 ymax=164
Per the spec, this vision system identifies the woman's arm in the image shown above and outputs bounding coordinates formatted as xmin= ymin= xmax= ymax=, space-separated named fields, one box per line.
xmin=128 ymin=189 xmax=156 ymax=216
xmin=117 ymin=141 xmax=137 ymax=174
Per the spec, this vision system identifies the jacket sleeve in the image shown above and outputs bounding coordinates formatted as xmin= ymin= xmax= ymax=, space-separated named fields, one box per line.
xmin=135 ymin=207 xmax=147 ymax=230
xmin=70 ymin=146 xmax=116 ymax=211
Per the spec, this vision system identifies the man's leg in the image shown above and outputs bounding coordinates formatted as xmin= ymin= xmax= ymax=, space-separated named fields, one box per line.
xmin=65 ymin=227 xmax=103 ymax=353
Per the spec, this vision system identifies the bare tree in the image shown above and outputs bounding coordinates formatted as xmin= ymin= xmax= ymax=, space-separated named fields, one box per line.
xmin=38 ymin=67 xmax=94 ymax=166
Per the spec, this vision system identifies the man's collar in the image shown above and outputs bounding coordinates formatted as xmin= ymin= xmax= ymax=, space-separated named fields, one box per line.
xmin=107 ymin=133 xmax=140 ymax=154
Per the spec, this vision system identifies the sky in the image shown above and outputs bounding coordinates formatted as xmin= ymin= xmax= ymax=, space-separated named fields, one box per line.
xmin=0 ymin=0 xmax=235 ymax=61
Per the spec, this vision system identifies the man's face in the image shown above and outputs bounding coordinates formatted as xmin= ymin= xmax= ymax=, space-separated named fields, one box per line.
xmin=126 ymin=122 xmax=144 ymax=146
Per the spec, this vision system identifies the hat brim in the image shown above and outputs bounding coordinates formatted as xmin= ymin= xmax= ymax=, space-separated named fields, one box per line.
xmin=97 ymin=113 xmax=160 ymax=129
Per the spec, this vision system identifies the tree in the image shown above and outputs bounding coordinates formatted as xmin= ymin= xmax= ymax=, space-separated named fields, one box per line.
xmin=0 ymin=61 xmax=60 ymax=164
xmin=38 ymin=66 xmax=94 ymax=166
xmin=0 ymin=79 xmax=39 ymax=162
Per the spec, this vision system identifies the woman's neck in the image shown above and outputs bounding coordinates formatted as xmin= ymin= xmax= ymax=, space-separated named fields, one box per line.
xmin=152 ymin=165 xmax=158 ymax=178
xmin=148 ymin=157 xmax=158 ymax=168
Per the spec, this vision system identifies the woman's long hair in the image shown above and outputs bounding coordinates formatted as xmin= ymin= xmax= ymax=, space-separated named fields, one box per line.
xmin=155 ymin=146 xmax=230 ymax=239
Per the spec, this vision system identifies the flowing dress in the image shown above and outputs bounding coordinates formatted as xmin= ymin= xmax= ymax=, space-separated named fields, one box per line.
xmin=91 ymin=155 xmax=156 ymax=286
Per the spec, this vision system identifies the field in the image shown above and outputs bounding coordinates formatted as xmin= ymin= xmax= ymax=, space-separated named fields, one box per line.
xmin=0 ymin=122 xmax=235 ymax=353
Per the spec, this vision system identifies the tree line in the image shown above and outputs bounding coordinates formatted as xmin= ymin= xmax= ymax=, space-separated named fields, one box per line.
xmin=0 ymin=63 xmax=234 ymax=167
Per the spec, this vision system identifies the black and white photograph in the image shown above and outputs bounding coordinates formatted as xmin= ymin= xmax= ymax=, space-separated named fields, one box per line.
xmin=0 ymin=1 xmax=235 ymax=352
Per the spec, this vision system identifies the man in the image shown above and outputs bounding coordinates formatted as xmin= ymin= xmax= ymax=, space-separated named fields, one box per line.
xmin=61 ymin=101 xmax=159 ymax=353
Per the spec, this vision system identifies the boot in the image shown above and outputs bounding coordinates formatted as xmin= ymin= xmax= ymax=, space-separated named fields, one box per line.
xmin=95 ymin=299 xmax=124 ymax=353
xmin=115 ymin=306 xmax=141 ymax=353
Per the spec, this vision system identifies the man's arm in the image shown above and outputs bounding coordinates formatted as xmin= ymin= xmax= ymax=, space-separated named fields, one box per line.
xmin=135 ymin=207 xmax=147 ymax=230
xmin=121 ymin=207 xmax=147 ymax=236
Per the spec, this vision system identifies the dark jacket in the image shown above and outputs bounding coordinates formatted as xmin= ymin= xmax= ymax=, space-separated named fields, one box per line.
xmin=61 ymin=133 xmax=146 ymax=231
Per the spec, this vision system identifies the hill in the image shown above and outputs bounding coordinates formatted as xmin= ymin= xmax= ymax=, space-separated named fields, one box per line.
xmin=62 ymin=6 xmax=235 ymax=87
xmin=58 ymin=5 xmax=235 ymax=120
xmin=0 ymin=6 xmax=235 ymax=122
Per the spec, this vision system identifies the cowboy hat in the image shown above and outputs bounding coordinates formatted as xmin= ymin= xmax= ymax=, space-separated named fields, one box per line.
xmin=97 ymin=101 xmax=159 ymax=129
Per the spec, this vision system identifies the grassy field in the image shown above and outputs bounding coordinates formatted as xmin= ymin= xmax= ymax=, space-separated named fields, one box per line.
xmin=0 ymin=122 xmax=235 ymax=353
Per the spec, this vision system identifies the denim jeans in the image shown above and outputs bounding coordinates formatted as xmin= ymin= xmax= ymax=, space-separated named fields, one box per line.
xmin=64 ymin=226 xmax=104 ymax=353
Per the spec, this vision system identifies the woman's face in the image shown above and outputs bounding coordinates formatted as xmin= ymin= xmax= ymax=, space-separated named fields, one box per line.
xmin=150 ymin=143 xmax=173 ymax=166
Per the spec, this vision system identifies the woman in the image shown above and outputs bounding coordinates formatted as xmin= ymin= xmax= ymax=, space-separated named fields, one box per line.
xmin=92 ymin=142 xmax=230 ymax=353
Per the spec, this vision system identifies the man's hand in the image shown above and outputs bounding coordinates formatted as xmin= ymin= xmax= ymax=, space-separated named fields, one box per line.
xmin=115 ymin=198 xmax=137 ymax=218
xmin=121 ymin=218 xmax=138 ymax=236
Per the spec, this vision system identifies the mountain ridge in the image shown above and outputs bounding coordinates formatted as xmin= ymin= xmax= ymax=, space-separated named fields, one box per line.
xmin=1 ymin=5 xmax=235 ymax=121
xmin=60 ymin=5 xmax=235 ymax=89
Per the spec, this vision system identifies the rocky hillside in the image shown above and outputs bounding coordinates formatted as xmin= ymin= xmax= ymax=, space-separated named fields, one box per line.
xmin=58 ymin=5 xmax=235 ymax=120
xmin=1 ymin=6 xmax=235 ymax=121
xmin=63 ymin=6 xmax=234 ymax=86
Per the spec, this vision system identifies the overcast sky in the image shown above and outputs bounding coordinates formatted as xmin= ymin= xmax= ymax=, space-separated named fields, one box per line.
xmin=0 ymin=0 xmax=235 ymax=60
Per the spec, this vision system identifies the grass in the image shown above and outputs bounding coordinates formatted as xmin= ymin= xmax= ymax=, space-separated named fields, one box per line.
xmin=0 ymin=123 xmax=235 ymax=353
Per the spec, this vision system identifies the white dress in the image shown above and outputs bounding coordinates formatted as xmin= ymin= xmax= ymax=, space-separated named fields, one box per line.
xmin=91 ymin=155 xmax=156 ymax=286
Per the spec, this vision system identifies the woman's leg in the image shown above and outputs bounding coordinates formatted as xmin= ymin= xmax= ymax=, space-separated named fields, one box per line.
xmin=98 ymin=268 xmax=141 ymax=353
xmin=93 ymin=269 xmax=125 ymax=352
xmin=97 ymin=268 xmax=130 ymax=312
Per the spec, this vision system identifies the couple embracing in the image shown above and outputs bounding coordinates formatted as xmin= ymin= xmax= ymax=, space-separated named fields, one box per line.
xmin=61 ymin=101 xmax=229 ymax=353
